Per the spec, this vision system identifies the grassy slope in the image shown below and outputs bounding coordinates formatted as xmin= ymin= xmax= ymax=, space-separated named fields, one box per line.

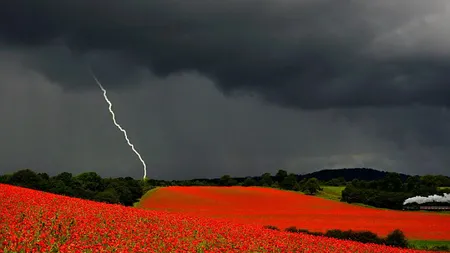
xmin=317 ymin=186 xmax=345 ymax=201
xmin=409 ymin=239 xmax=450 ymax=251
xmin=317 ymin=186 xmax=393 ymax=210
xmin=319 ymin=186 xmax=449 ymax=201
xmin=133 ymin=187 xmax=159 ymax=207
xmin=319 ymin=186 xmax=450 ymax=212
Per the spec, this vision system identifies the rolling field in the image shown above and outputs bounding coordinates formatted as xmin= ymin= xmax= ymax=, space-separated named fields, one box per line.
xmin=138 ymin=186 xmax=450 ymax=241
xmin=1 ymin=184 xmax=435 ymax=253
xmin=316 ymin=186 xmax=345 ymax=201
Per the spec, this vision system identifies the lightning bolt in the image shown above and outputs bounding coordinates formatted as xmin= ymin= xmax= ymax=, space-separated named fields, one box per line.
xmin=89 ymin=68 xmax=147 ymax=180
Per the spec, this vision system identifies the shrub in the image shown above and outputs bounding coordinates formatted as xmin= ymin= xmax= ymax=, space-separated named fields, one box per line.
xmin=385 ymin=229 xmax=408 ymax=248
xmin=325 ymin=229 xmax=347 ymax=239
xmin=349 ymin=230 xmax=383 ymax=244
xmin=324 ymin=229 xmax=383 ymax=244
xmin=285 ymin=226 xmax=298 ymax=233
xmin=263 ymin=225 xmax=280 ymax=231
xmin=430 ymin=245 xmax=450 ymax=251
xmin=284 ymin=226 xmax=405 ymax=248
xmin=283 ymin=227 xmax=323 ymax=236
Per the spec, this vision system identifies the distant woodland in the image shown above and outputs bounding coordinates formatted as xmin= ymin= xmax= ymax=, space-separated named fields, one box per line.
xmin=1 ymin=168 xmax=449 ymax=210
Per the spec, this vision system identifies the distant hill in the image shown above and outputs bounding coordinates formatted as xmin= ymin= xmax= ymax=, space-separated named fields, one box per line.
xmin=188 ymin=168 xmax=411 ymax=184
xmin=300 ymin=168 xmax=410 ymax=182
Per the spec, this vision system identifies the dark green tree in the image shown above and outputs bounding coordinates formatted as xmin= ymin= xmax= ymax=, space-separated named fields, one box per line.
xmin=8 ymin=169 xmax=42 ymax=189
xmin=0 ymin=174 xmax=11 ymax=183
xmin=260 ymin=173 xmax=273 ymax=186
xmin=38 ymin=173 xmax=50 ymax=181
xmin=382 ymin=173 xmax=403 ymax=192
xmin=219 ymin=175 xmax=237 ymax=186
xmin=420 ymin=175 xmax=439 ymax=190
xmin=50 ymin=179 xmax=75 ymax=196
xmin=405 ymin=175 xmax=421 ymax=192
xmin=326 ymin=177 xmax=346 ymax=186
xmin=280 ymin=173 xmax=297 ymax=190
xmin=302 ymin=178 xmax=322 ymax=195
xmin=54 ymin=172 xmax=73 ymax=186
xmin=292 ymin=181 xmax=302 ymax=191
xmin=385 ymin=229 xmax=408 ymax=248
xmin=243 ymin=177 xmax=256 ymax=186
xmin=94 ymin=188 xmax=120 ymax=204
xmin=271 ymin=181 xmax=280 ymax=188
xmin=75 ymin=172 xmax=104 ymax=192
xmin=275 ymin=169 xmax=288 ymax=183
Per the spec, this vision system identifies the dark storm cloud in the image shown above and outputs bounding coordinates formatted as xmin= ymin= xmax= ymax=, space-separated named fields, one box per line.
xmin=3 ymin=1 xmax=450 ymax=179
xmin=338 ymin=106 xmax=450 ymax=149
xmin=13 ymin=45 xmax=145 ymax=91
xmin=2 ymin=50 xmax=450 ymax=179
xmin=2 ymin=0 xmax=450 ymax=109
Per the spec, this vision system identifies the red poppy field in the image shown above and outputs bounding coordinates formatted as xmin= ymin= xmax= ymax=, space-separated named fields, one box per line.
xmin=138 ymin=186 xmax=450 ymax=241
xmin=0 ymin=184 xmax=441 ymax=253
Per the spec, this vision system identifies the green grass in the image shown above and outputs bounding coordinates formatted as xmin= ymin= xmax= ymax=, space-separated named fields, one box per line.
xmin=317 ymin=186 xmax=345 ymax=201
xmin=133 ymin=187 xmax=159 ymax=208
xmin=416 ymin=210 xmax=450 ymax=215
xmin=409 ymin=239 xmax=450 ymax=251
xmin=316 ymin=186 xmax=404 ymax=211
xmin=440 ymin=187 xmax=450 ymax=190
xmin=316 ymin=186 xmax=382 ymax=209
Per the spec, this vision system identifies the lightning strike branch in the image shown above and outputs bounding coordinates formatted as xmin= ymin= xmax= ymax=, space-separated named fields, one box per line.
xmin=89 ymin=68 xmax=147 ymax=180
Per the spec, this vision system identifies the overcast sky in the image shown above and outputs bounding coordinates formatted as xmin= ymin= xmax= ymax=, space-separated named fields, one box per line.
xmin=1 ymin=0 xmax=450 ymax=179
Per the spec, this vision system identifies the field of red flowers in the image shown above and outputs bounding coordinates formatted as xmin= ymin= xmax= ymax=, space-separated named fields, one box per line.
xmin=138 ymin=186 xmax=450 ymax=241
xmin=0 ymin=184 xmax=440 ymax=253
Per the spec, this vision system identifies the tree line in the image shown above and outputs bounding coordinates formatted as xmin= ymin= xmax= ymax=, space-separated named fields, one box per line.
xmin=341 ymin=173 xmax=450 ymax=210
xmin=265 ymin=225 xmax=410 ymax=249
xmin=0 ymin=169 xmax=323 ymax=206
xmin=1 ymin=168 xmax=449 ymax=209
xmin=0 ymin=169 xmax=143 ymax=206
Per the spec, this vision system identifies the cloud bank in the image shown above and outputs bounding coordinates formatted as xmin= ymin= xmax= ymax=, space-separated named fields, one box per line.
xmin=2 ymin=0 xmax=450 ymax=109
xmin=1 ymin=1 xmax=450 ymax=179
